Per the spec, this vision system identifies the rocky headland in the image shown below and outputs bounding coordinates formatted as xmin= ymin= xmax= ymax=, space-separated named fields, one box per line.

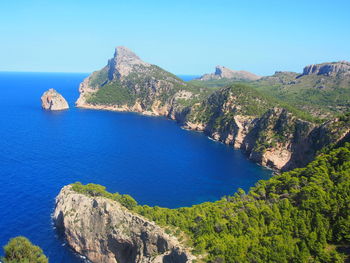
xmin=41 ymin=88 xmax=69 ymax=110
xmin=53 ymin=185 xmax=194 ymax=263
xmin=76 ymin=46 xmax=193 ymax=118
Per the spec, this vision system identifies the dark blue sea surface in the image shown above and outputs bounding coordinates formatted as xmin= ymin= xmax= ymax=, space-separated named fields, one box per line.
xmin=0 ymin=72 xmax=271 ymax=262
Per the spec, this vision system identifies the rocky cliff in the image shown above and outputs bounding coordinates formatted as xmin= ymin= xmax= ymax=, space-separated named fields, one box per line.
xmin=76 ymin=46 xmax=195 ymax=118
xmin=41 ymin=89 xmax=69 ymax=110
xmin=53 ymin=185 xmax=194 ymax=263
xmin=198 ymin=65 xmax=261 ymax=81
xmin=302 ymin=61 xmax=350 ymax=76
xmin=184 ymin=85 xmax=350 ymax=170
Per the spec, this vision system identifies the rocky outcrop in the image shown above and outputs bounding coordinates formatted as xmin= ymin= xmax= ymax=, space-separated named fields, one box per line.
xmin=41 ymin=89 xmax=69 ymax=110
xmin=53 ymin=186 xmax=194 ymax=263
xmin=198 ymin=65 xmax=261 ymax=81
xmin=302 ymin=61 xmax=350 ymax=76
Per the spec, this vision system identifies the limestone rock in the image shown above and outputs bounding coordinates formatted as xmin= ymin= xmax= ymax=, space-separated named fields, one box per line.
xmin=198 ymin=65 xmax=261 ymax=81
xmin=302 ymin=61 xmax=350 ymax=76
xmin=41 ymin=89 xmax=69 ymax=111
xmin=53 ymin=186 xmax=194 ymax=263
xmin=108 ymin=46 xmax=151 ymax=79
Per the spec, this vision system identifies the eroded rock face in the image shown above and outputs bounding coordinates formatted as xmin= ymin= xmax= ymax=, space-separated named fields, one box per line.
xmin=53 ymin=186 xmax=194 ymax=263
xmin=241 ymin=108 xmax=350 ymax=170
xmin=198 ymin=65 xmax=261 ymax=81
xmin=41 ymin=89 xmax=69 ymax=110
xmin=302 ymin=61 xmax=350 ymax=76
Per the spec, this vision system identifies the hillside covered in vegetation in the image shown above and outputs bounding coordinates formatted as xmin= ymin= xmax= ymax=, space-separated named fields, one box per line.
xmin=71 ymin=142 xmax=350 ymax=262
xmin=195 ymin=61 xmax=350 ymax=119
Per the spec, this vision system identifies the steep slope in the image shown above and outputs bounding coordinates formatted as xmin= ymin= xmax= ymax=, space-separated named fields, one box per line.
xmin=66 ymin=144 xmax=350 ymax=262
xmin=251 ymin=61 xmax=350 ymax=118
xmin=53 ymin=185 xmax=194 ymax=263
xmin=76 ymin=46 xmax=198 ymax=118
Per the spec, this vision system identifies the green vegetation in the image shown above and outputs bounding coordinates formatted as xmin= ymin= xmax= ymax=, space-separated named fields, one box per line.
xmin=250 ymin=73 xmax=350 ymax=118
xmin=2 ymin=236 xmax=48 ymax=263
xmin=73 ymin=143 xmax=350 ymax=262
xmin=187 ymin=83 xmax=319 ymax=128
xmin=71 ymin=182 xmax=138 ymax=210
xmin=191 ymin=71 xmax=350 ymax=120
xmin=88 ymin=67 xmax=109 ymax=88
xmin=189 ymin=78 xmax=251 ymax=88
xmin=88 ymin=80 xmax=136 ymax=106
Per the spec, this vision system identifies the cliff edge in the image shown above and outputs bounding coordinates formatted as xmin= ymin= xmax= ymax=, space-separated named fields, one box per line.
xmin=53 ymin=185 xmax=194 ymax=263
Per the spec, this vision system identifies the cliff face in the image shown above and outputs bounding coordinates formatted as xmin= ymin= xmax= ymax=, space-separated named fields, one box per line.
xmin=41 ymin=89 xmax=69 ymax=111
xmin=53 ymin=186 xmax=193 ymax=263
xmin=198 ymin=65 xmax=261 ymax=81
xmin=76 ymin=46 xmax=193 ymax=118
xmin=302 ymin=61 xmax=350 ymax=76
xmin=183 ymin=84 xmax=270 ymax=148
xmin=184 ymin=86 xmax=350 ymax=170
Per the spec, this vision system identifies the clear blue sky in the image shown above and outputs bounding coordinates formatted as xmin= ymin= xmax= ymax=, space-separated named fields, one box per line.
xmin=1 ymin=0 xmax=350 ymax=75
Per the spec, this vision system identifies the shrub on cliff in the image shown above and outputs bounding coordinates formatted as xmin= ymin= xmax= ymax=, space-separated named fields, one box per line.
xmin=2 ymin=236 xmax=48 ymax=263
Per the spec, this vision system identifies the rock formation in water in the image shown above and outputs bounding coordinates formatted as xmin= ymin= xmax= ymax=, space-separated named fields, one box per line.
xmin=53 ymin=185 xmax=194 ymax=263
xmin=198 ymin=65 xmax=261 ymax=81
xmin=41 ymin=89 xmax=69 ymax=110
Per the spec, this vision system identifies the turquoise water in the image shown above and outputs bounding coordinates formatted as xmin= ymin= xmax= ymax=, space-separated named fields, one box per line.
xmin=0 ymin=72 xmax=271 ymax=262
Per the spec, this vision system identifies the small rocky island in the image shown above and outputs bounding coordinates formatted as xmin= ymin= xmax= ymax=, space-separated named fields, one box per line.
xmin=41 ymin=88 xmax=69 ymax=110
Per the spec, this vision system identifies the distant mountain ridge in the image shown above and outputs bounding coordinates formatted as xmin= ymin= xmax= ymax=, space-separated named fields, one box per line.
xmin=197 ymin=65 xmax=261 ymax=81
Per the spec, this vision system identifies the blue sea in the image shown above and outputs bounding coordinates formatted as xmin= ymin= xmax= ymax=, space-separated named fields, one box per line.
xmin=0 ymin=72 xmax=271 ymax=262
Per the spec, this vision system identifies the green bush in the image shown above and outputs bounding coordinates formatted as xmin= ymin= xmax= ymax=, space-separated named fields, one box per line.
xmin=2 ymin=236 xmax=48 ymax=263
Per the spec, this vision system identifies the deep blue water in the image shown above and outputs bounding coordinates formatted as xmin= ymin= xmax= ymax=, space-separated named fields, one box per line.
xmin=0 ymin=72 xmax=271 ymax=262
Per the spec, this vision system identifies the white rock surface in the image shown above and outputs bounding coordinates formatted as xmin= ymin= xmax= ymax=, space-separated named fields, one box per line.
xmin=41 ymin=89 xmax=69 ymax=110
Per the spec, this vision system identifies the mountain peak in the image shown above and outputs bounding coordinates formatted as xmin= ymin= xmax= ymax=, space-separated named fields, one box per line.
xmin=108 ymin=46 xmax=150 ymax=78
xmin=114 ymin=46 xmax=142 ymax=61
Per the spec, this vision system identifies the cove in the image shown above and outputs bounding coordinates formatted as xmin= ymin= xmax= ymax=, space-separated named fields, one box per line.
xmin=0 ymin=72 xmax=271 ymax=262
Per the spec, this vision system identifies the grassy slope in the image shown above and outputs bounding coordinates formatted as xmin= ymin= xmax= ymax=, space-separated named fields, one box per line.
xmin=251 ymin=73 xmax=350 ymax=118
